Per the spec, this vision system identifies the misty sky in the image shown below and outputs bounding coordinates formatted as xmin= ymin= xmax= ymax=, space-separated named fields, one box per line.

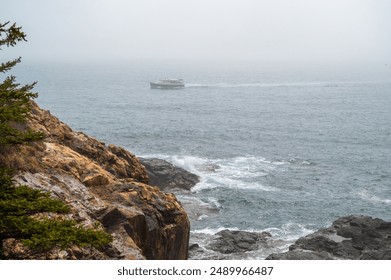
xmin=1 ymin=0 xmax=390 ymax=65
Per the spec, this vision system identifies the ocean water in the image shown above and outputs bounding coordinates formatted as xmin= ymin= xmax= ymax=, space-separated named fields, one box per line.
xmin=13 ymin=61 xmax=391 ymax=259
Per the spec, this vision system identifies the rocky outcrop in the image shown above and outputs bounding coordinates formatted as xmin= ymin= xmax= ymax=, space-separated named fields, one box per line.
xmin=139 ymin=158 xmax=199 ymax=191
xmin=266 ymin=215 xmax=391 ymax=260
xmin=188 ymin=229 xmax=276 ymax=260
xmin=1 ymin=102 xmax=190 ymax=260
xmin=209 ymin=230 xmax=272 ymax=254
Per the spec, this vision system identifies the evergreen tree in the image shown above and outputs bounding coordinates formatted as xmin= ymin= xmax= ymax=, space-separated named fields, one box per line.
xmin=0 ymin=168 xmax=112 ymax=257
xmin=0 ymin=21 xmax=111 ymax=259
xmin=0 ymin=22 xmax=43 ymax=144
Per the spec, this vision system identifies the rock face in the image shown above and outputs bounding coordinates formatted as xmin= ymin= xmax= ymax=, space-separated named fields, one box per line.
xmin=139 ymin=158 xmax=199 ymax=191
xmin=266 ymin=215 xmax=391 ymax=260
xmin=1 ymin=102 xmax=190 ymax=260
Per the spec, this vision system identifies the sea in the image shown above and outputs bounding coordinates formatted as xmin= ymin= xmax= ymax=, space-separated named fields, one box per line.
xmin=13 ymin=61 xmax=391 ymax=259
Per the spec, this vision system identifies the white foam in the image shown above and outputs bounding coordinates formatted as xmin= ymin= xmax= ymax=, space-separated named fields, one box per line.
xmin=271 ymin=160 xmax=289 ymax=165
xmin=206 ymin=197 xmax=221 ymax=208
xmin=263 ymin=222 xmax=315 ymax=241
xmin=191 ymin=227 xmax=240 ymax=235
xmin=175 ymin=194 xmax=221 ymax=222
xmin=170 ymin=155 xmax=207 ymax=174
xmin=194 ymin=156 xmax=281 ymax=192
xmin=140 ymin=154 xmax=283 ymax=192
xmin=176 ymin=194 xmax=221 ymax=209
xmin=192 ymin=179 xmax=279 ymax=192
xmin=196 ymin=214 xmax=208 ymax=221
xmin=191 ymin=223 xmax=314 ymax=242
xmin=358 ymin=190 xmax=391 ymax=204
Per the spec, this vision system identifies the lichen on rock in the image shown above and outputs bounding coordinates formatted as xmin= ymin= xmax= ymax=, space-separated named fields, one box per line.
xmin=1 ymin=102 xmax=190 ymax=260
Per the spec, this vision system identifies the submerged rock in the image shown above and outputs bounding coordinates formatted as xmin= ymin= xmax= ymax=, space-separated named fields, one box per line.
xmin=139 ymin=158 xmax=200 ymax=191
xmin=266 ymin=215 xmax=391 ymax=260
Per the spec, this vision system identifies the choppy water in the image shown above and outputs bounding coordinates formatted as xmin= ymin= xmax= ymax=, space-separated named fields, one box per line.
xmin=13 ymin=62 xmax=391 ymax=258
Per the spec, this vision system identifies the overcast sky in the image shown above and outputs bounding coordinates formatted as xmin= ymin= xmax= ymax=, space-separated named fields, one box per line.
xmin=1 ymin=0 xmax=390 ymax=65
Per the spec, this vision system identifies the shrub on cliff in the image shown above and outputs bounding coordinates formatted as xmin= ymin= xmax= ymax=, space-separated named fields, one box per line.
xmin=0 ymin=168 xmax=112 ymax=257
xmin=0 ymin=21 xmax=112 ymax=259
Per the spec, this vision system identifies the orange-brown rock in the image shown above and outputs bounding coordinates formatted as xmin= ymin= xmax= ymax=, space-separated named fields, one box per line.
xmin=1 ymin=102 xmax=189 ymax=260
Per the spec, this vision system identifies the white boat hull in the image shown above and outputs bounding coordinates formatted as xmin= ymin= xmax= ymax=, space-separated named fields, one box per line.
xmin=150 ymin=79 xmax=185 ymax=89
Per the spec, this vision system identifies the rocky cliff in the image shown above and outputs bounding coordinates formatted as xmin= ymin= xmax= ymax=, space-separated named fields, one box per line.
xmin=1 ymin=102 xmax=190 ymax=260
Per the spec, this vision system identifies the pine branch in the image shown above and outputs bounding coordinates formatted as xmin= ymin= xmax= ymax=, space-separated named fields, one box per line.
xmin=0 ymin=22 xmax=27 ymax=48
xmin=0 ymin=58 xmax=21 ymax=73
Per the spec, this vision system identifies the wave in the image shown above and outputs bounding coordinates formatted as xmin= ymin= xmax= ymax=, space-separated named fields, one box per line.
xmin=192 ymin=227 xmax=240 ymax=235
xmin=141 ymin=154 xmax=285 ymax=192
xmin=193 ymin=178 xmax=279 ymax=192
xmin=358 ymin=190 xmax=391 ymax=204
xmin=191 ymin=222 xmax=314 ymax=241
xmin=265 ymin=222 xmax=315 ymax=241
xmin=174 ymin=196 xmax=220 ymax=222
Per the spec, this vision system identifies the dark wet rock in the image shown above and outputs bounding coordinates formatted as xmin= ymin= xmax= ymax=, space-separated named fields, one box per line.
xmin=189 ymin=243 xmax=200 ymax=250
xmin=266 ymin=215 xmax=391 ymax=260
xmin=266 ymin=250 xmax=333 ymax=260
xmin=188 ymin=243 xmax=205 ymax=259
xmin=139 ymin=158 xmax=200 ymax=191
xmin=209 ymin=230 xmax=272 ymax=254
xmin=189 ymin=242 xmax=227 ymax=260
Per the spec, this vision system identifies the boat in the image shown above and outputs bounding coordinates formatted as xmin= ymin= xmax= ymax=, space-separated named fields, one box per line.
xmin=150 ymin=79 xmax=185 ymax=89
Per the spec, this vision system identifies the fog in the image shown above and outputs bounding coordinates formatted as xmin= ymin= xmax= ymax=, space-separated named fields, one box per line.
xmin=1 ymin=0 xmax=390 ymax=66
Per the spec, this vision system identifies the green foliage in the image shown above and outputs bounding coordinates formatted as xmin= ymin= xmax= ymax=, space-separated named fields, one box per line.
xmin=0 ymin=169 xmax=70 ymax=216
xmin=0 ymin=21 xmax=27 ymax=48
xmin=0 ymin=168 xmax=112 ymax=258
xmin=0 ymin=22 xmax=112 ymax=258
xmin=0 ymin=21 xmax=43 ymax=145
xmin=21 ymin=220 xmax=112 ymax=251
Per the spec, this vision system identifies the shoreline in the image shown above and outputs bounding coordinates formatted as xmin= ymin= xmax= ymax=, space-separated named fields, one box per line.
xmin=141 ymin=157 xmax=391 ymax=260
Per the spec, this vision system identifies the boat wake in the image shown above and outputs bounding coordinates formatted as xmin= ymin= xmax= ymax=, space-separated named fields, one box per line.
xmin=185 ymin=80 xmax=390 ymax=89
xmin=185 ymin=81 xmax=337 ymax=89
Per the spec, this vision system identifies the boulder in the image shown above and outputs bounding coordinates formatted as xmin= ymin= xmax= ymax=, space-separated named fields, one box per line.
xmin=209 ymin=230 xmax=272 ymax=254
xmin=139 ymin=158 xmax=199 ymax=191
xmin=266 ymin=215 xmax=391 ymax=260
xmin=266 ymin=250 xmax=333 ymax=260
